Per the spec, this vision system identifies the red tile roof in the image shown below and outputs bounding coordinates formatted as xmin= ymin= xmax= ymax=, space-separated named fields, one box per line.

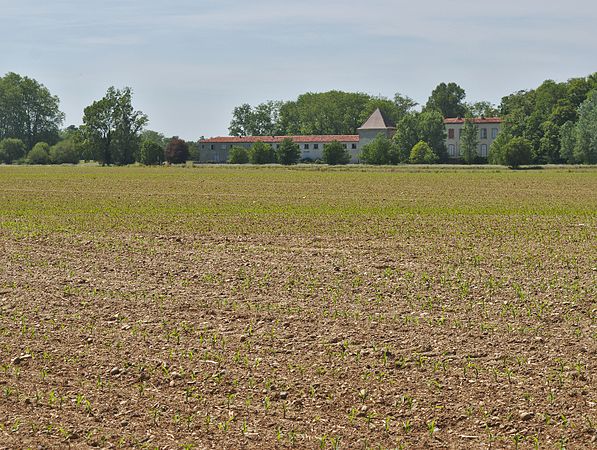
xmin=200 ymin=135 xmax=359 ymax=144
xmin=444 ymin=117 xmax=502 ymax=124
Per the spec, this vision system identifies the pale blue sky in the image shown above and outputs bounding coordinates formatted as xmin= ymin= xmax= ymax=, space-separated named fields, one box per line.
xmin=1 ymin=0 xmax=596 ymax=138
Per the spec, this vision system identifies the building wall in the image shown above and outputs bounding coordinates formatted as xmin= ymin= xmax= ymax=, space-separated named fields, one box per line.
xmin=296 ymin=141 xmax=359 ymax=162
xmin=197 ymin=140 xmax=359 ymax=163
xmin=445 ymin=122 xmax=501 ymax=159
xmin=357 ymin=128 xmax=396 ymax=152
xmin=198 ymin=142 xmax=251 ymax=163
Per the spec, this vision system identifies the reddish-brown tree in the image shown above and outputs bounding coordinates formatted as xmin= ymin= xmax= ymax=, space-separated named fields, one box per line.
xmin=165 ymin=137 xmax=189 ymax=164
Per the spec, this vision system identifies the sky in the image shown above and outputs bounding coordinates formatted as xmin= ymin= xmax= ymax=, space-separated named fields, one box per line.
xmin=1 ymin=0 xmax=597 ymax=139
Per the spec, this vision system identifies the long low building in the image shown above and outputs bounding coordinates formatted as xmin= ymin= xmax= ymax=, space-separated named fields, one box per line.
xmin=198 ymin=135 xmax=360 ymax=163
xmin=198 ymin=109 xmax=501 ymax=163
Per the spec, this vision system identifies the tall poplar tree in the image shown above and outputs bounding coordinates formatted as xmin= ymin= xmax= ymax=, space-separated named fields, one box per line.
xmin=460 ymin=117 xmax=479 ymax=163
xmin=82 ymin=87 xmax=147 ymax=165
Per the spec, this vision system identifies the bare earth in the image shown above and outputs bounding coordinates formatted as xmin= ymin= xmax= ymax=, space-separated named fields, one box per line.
xmin=0 ymin=165 xmax=595 ymax=449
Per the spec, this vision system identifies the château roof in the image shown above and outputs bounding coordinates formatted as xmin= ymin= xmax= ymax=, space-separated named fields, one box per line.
xmin=200 ymin=135 xmax=359 ymax=144
xmin=358 ymin=108 xmax=396 ymax=130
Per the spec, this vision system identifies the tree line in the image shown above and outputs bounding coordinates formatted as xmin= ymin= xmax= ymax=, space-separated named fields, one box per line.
xmin=229 ymin=75 xmax=597 ymax=165
xmin=489 ymin=76 xmax=597 ymax=165
xmin=1 ymin=71 xmax=596 ymax=166
xmin=0 ymin=73 xmax=195 ymax=166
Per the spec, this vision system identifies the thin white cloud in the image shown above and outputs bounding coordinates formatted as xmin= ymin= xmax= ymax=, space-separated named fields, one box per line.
xmin=78 ymin=36 xmax=145 ymax=46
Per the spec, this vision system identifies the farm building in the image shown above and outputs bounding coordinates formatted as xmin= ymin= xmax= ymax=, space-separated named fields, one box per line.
xmin=198 ymin=109 xmax=501 ymax=163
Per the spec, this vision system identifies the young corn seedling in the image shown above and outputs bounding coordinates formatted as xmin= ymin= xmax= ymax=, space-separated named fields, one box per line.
xmin=512 ymin=433 xmax=524 ymax=449
xmin=402 ymin=419 xmax=412 ymax=434
xmin=319 ymin=434 xmax=327 ymax=449
xmin=330 ymin=436 xmax=341 ymax=450
xmin=365 ymin=411 xmax=376 ymax=429
xmin=427 ymin=418 xmax=438 ymax=438
xmin=384 ymin=416 xmax=392 ymax=433
xmin=348 ymin=407 xmax=358 ymax=424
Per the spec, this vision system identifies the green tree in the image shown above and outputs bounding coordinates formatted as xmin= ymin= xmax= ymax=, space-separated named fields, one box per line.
xmin=465 ymin=101 xmax=499 ymax=118
xmin=499 ymin=79 xmax=584 ymax=163
xmin=537 ymin=121 xmax=562 ymax=163
xmin=27 ymin=142 xmax=50 ymax=164
xmin=229 ymin=101 xmax=282 ymax=136
xmin=140 ymin=130 xmax=169 ymax=147
xmin=418 ymin=110 xmax=447 ymax=161
xmin=559 ymin=121 xmax=577 ymax=163
xmin=229 ymin=103 xmax=252 ymax=136
xmin=276 ymin=138 xmax=300 ymax=165
xmin=0 ymin=137 xmax=26 ymax=163
xmin=409 ymin=141 xmax=438 ymax=164
xmin=566 ymin=77 xmax=592 ymax=107
xmin=187 ymin=141 xmax=200 ymax=161
xmin=573 ymin=90 xmax=597 ymax=164
xmin=460 ymin=117 xmax=479 ymax=163
xmin=322 ymin=140 xmax=351 ymax=165
xmin=424 ymin=82 xmax=466 ymax=118
xmin=503 ymin=137 xmax=532 ymax=168
xmin=249 ymin=141 xmax=276 ymax=164
xmin=0 ymin=72 xmax=64 ymax=148
xmin=393 ymin=113 xmax=420 ymax=162
xmin=58 ymin=126 xmax=90 ymax=161
xmin=82 ymin=86 xmax=147 ymax=165
xmin=497 ymin=73 xmax=597 ymax=165
xmin=228 ymin=146 xmax=249 ymax=164
xmin=394 ymin=93 xmax=418 ymax=117
xmin=488 ymin=128 xmax=513 ymax=165
xmin=549 ymin=100 xmax=578 ymax=126
xmin=360 ymin=133 xmax=397 ymax=165
xmin=49 ymin=139 xmax=80 ymax=164
xmin=278 ymin=91 xmax=371 ymax=135
xmin=165 ymin=137 xmax=189 ymax=164
xmin=139 ymin=140 xmax=164 ymax=165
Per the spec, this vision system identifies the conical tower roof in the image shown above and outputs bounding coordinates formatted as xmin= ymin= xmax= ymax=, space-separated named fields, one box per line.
xmin=358 ymin=108 xmax=396 ymax=130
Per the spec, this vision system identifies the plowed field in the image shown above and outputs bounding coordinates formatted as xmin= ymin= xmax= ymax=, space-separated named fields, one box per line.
xmin=0 ymin=165 xmax=595 ymax=449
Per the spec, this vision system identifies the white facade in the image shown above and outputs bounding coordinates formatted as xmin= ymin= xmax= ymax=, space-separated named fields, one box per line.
xmin=444 ymin=118 xmax=501 ymax=159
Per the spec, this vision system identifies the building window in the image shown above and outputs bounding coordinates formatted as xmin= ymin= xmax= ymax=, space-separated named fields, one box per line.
xmin=448 ymin=129 xmax=455 ymax=139
xmin=210 ymin=144 xmax=214 ymax=150
xmin=304 ymin=144 xmax=309 ymax=149
xmin=480 ymin=144 xmax=488 ymax=157
xmin=201 ymin=144 xmax=205 ymax=149
xmin=480 ymin=128 xmax=488 ymax=139
xmin=351 ymin=143 xmax=357 ymax=149
xmin=491 ymin=128 xmax=498 ymax=139
xmin=448 ymin=144 xmax=455 ymax=156
xmin=314 ymin=144 xmax=319 ymax=149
